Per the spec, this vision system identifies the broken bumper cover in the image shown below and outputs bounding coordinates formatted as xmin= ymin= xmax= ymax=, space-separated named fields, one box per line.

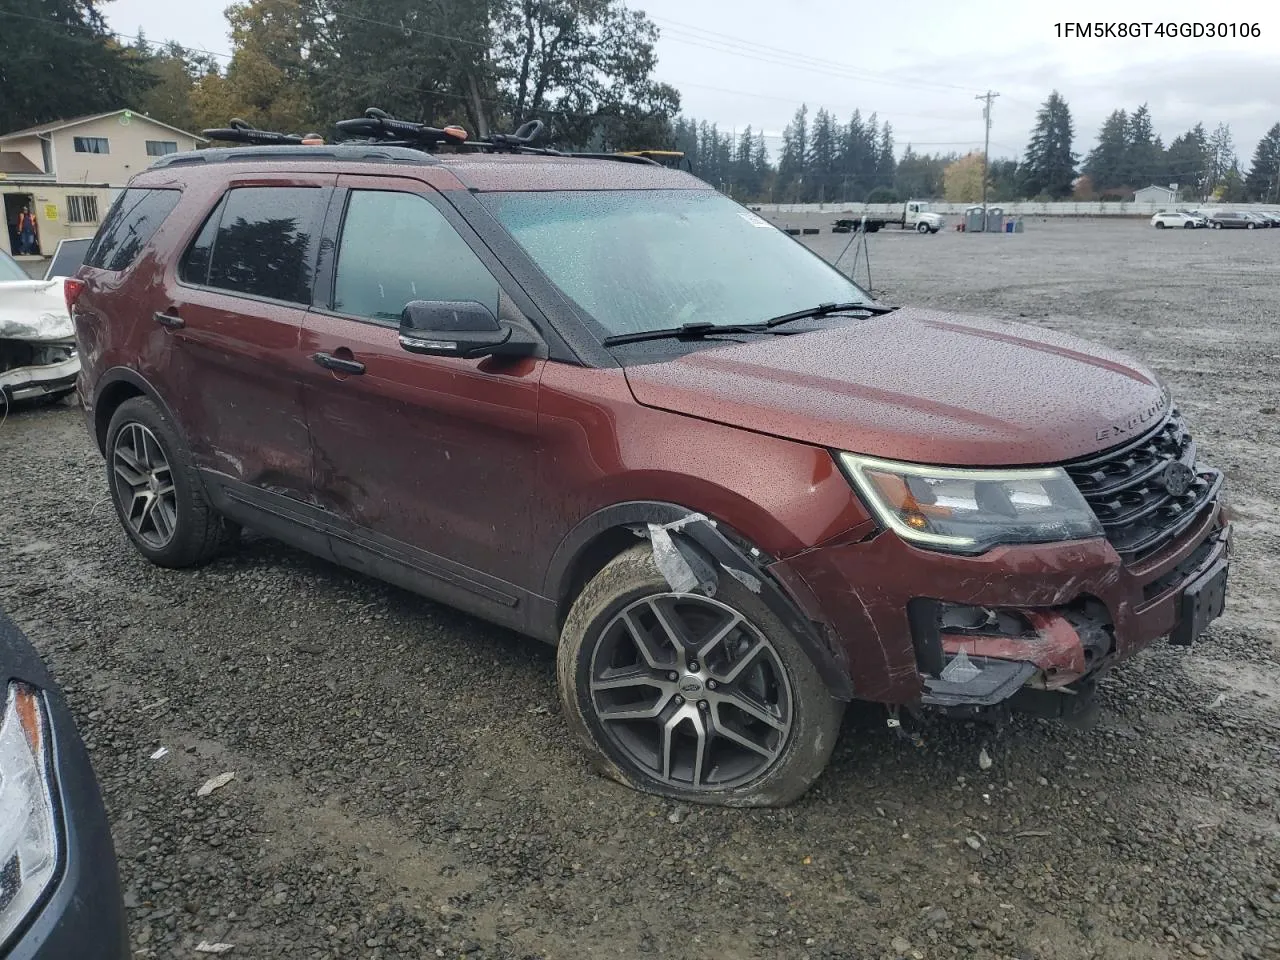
xmin=769 ymin=495 xmax=1231 ymax=707
xmin=0 ymin=355 xmax=80 ymax=402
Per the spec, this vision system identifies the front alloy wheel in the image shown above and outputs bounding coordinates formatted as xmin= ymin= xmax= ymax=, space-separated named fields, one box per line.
xmin=558 ymin=544 xmax=843 ymax=806
xmin=111 ymin=422 xmax=178 ymax=549
xmin=588 ymin=593 xmax=792 ymax=791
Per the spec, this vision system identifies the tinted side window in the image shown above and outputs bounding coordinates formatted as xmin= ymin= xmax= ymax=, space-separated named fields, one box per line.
xmin=180 ymin=199 xmax=224 ymax=286
xmin=206 ymin=187 xmax=324 ymax=305
xmin=333 ymin=191 xmax=499 ymax=322
xmin=84 ymin=188 xmax=181 ymax=271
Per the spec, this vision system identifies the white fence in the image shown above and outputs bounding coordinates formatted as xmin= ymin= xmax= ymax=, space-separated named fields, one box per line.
xmin=750 ymin=201 xmax=1270 ymax=218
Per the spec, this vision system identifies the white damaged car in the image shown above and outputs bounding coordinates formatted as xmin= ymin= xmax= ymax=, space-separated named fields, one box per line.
xmin=1 ymin=245 xmax=82 ymax=405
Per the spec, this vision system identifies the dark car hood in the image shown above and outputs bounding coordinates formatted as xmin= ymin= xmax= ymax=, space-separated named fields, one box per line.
xmin=622 ymin=307 xmax=1170 ymax=466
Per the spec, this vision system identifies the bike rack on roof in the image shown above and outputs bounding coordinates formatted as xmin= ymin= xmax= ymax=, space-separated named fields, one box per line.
xmin=198 ymin=109 xmax=667 ymax=167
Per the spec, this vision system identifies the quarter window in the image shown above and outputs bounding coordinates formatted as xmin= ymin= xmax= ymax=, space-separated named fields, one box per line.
xmin=73 ymin=136 xmax=110 ymax=154
xmin=83 ymin=188 xmax=181 ymax=271
xmin=190 ymin=187 xmax=325 ymax=305
xmin=332 ymin=191 xmax=499 ymax=322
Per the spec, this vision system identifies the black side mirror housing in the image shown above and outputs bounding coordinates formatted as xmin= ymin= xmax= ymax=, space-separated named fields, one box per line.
xmin=398 ymin=300 xmax=536 ymax=359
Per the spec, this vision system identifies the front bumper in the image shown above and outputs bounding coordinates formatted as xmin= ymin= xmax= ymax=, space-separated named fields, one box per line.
xmin=0 ymin=356 xmax=80 ymax=402
xmin=770 ymin=493 xmax=1231 ymax=707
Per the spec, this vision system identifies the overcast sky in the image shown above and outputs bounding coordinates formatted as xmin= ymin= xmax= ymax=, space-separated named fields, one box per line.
xmin=105 ymin=0 xmax=1280 ymax=168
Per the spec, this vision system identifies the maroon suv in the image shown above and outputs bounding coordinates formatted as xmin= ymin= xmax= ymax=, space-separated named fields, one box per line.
xmin=69 ymin=143 xmax=1230 ymax=806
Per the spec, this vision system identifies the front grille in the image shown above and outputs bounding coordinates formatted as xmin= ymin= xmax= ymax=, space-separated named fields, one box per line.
xmin=1064 ymin=409 xmax=1222 ymax=564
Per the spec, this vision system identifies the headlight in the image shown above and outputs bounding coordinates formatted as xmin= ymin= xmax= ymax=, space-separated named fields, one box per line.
xmin=837 ymin=452 xmax=1103 ymax=553
xmin=0 ymin=683 xmax=59 ymax=947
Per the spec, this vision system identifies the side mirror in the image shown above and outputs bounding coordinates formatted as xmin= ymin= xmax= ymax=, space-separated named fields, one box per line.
xmin=398 ymin=300 xmax=536 ymax=359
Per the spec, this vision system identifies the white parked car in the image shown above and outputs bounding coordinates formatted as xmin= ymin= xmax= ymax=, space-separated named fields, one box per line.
xmin=1150 ymin=210 xmax=1203 ymax=229
xmin=0 ymin=247 xmax=81 ymax=406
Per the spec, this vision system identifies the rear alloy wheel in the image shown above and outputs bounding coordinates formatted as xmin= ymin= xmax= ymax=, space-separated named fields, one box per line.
xmin=558 ymin=544 xmax=842 ymax=806
xmin=106 ymin=397 xmax=237 ymax=568
xmin=1247 ymin=222 xmax=1255 ymax=229
xmin=1155 ymin=221 xmax=1166 ymax=229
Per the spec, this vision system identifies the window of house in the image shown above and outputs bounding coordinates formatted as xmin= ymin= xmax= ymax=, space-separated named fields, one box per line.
xmin=72 ymin=137 xmax=110 ymax=154
xmin=66 ymin=195 xmax=100 ymax=224
xmin=146 ymin=140 xmax=179 ymax=157
xmin=333 ymin=191 xmax=500 ymax=323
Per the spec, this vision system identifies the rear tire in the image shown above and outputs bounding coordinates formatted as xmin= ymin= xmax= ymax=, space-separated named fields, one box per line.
xmin=558 ymin=544 xmax=843 ymax=807
xmin=1155 ymin=221 xmax=1166 ymax=229
xmin=105 ymin=397 xmax=237 ymax=568
xmin=1247 ymin=222 xmax=1255 ymax=229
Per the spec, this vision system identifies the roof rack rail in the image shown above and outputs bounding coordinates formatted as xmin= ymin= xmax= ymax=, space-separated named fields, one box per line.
xmin=202 ymin=118 xmax=324 ymax=147
xmin=335 ymin=107 xmax=469 ymax=149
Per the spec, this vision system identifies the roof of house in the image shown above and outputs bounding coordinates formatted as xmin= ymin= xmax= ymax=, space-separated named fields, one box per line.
xmin=0 ymin=152 xmax=44 ymax=175
xmin=1137 ymin=184 xmax=1175 ymax=192
xmin=0 ymin=109 xmax=206 ymax=144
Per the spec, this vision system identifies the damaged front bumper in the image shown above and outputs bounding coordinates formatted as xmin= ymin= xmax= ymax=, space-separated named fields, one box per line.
xmin=0 ymin=343 xmax=80 ymax=402
xmin=769 ymin=494 xmax=1231 ymax=711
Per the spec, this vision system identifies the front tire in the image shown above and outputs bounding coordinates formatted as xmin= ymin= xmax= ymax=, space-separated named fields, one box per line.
xmin=105 ymin=397 xmax=237 ymax=568
xmin=558 ymin=544 xmax=843 ymax=807
xmin=916 ymin=221 xmax=930 ymax=233
xmin=1212 ymin=222 xmax=1222 ymax=229
xmin=1247 ymin=222 xmax=1255 ymax=229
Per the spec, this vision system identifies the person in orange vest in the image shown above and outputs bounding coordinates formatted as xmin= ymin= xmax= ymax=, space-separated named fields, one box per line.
xmin=16 ymin=206 xmax=38 ymax=255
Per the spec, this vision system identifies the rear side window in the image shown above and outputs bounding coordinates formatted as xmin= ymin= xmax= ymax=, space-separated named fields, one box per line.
xmin=332 ymin=190 xmax=499 ymax=322
xmin=84 ymin=188 xmax=181 ymax=272
xmin=181 ymin=187 xmax=324 ymax=305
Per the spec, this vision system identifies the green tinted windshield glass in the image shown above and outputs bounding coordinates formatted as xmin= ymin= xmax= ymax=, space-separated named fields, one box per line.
xmin=480 ymin=190 xmax=870 ymax=337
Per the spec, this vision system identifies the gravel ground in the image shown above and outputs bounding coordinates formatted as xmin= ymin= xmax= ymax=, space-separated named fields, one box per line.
xmin=1 ymin=218 xmax=1278 ymax=960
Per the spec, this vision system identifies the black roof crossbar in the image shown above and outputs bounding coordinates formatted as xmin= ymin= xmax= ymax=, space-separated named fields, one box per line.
xmin=202 ymin=118 xmax=321 ymax=146
xmin=335 ymin=107 xmax=469 ymax=149
xmin=193 ymin=112 xmax=676 ymax=168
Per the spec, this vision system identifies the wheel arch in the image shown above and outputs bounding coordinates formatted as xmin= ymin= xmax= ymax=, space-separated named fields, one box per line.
xmin=545 ymin=501 xmax=854 ymax=700
xmin=91 ymin=368 xmax=178 ymax=454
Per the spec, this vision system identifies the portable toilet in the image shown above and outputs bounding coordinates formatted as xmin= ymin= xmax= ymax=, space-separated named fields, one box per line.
xmin=1013 ymin=218 xmax=1025 ymax=233
xmin=985 ymin=206 xmax=1005 ymax=233
xmin=964 ymin=205 xmax=985 ymax=232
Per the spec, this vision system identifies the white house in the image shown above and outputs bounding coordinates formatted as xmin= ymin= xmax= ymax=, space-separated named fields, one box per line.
xmin=1133 ymin=184 xmax=1177 ymax=204
xmin=0 ymin=109 xmax=204 ymax=258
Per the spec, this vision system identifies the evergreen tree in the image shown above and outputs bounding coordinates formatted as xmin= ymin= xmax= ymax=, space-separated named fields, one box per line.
xmin=1208 ymin=123 xmax=1236 ymax=193
xmin=875 ymin=121 xmax=896 ymax=192
xmin=838 ymin=110 xmax=866 ymax=202
xmin=1020 ymin=91 xmax=1076 ymax=198
xmin=807 ymin=108 xmax=839 ymax=203
xmin=1165 ymin=124 xmax=1210 ymax=198
xmin=0 ymin=0 xmax=154 ymax=131
xmin=778 ymin=104 xmax=808 ymax=201
xmin=1124 ymin=104 xmax=1161 ymax=187
xmin=1245 ymin=123 xmax=1280 ymax=202
xmin=1082 ymin=109 xmax=1129 ymax=193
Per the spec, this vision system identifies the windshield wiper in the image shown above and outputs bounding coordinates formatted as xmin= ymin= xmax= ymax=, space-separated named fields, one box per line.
xmin=762 ymin=300 xmax=897 ymax=328
xmin=601 ymin=302 xmax=898 ymax=347
xmin=602 ymin=322 xmax=772 ymax=346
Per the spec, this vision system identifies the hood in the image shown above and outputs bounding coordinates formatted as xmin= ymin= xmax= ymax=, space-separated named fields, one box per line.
xmin=622 ymin=307 xmax=1169 ymax=466
xmin=0 ymin=278 xmax=73 ymax=341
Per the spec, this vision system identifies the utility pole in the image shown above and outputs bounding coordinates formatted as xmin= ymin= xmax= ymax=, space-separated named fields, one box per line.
xmin=975 ymin=90 xmax=1000 ymax=220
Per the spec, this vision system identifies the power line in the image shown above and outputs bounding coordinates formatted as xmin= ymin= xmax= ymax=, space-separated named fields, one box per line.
xmin=650 ymin=15 xmax=982 ymax=95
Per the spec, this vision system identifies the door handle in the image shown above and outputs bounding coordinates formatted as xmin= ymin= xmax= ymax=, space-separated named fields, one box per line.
xmin=312 ymin=352 xmax=366 ymax=375
xmin=154 ymin=310 xmax=184 ymax=330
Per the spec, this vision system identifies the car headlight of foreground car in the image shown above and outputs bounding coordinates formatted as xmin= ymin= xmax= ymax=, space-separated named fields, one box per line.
xmin=837 ymin=452 xmax=1104 ymax=553
xmin=0 ymin=683 xmax=60 ymax=947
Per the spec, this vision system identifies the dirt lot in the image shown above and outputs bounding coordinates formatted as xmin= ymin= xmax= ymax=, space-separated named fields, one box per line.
xmin=1 ymin=218 xmax=1278 ymax=960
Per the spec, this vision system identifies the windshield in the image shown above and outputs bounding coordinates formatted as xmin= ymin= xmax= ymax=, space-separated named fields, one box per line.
xmin=479 ymin=189 xmax=872 ymax=338
xmin=0 ymin=251 xmax=28 ymax=283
